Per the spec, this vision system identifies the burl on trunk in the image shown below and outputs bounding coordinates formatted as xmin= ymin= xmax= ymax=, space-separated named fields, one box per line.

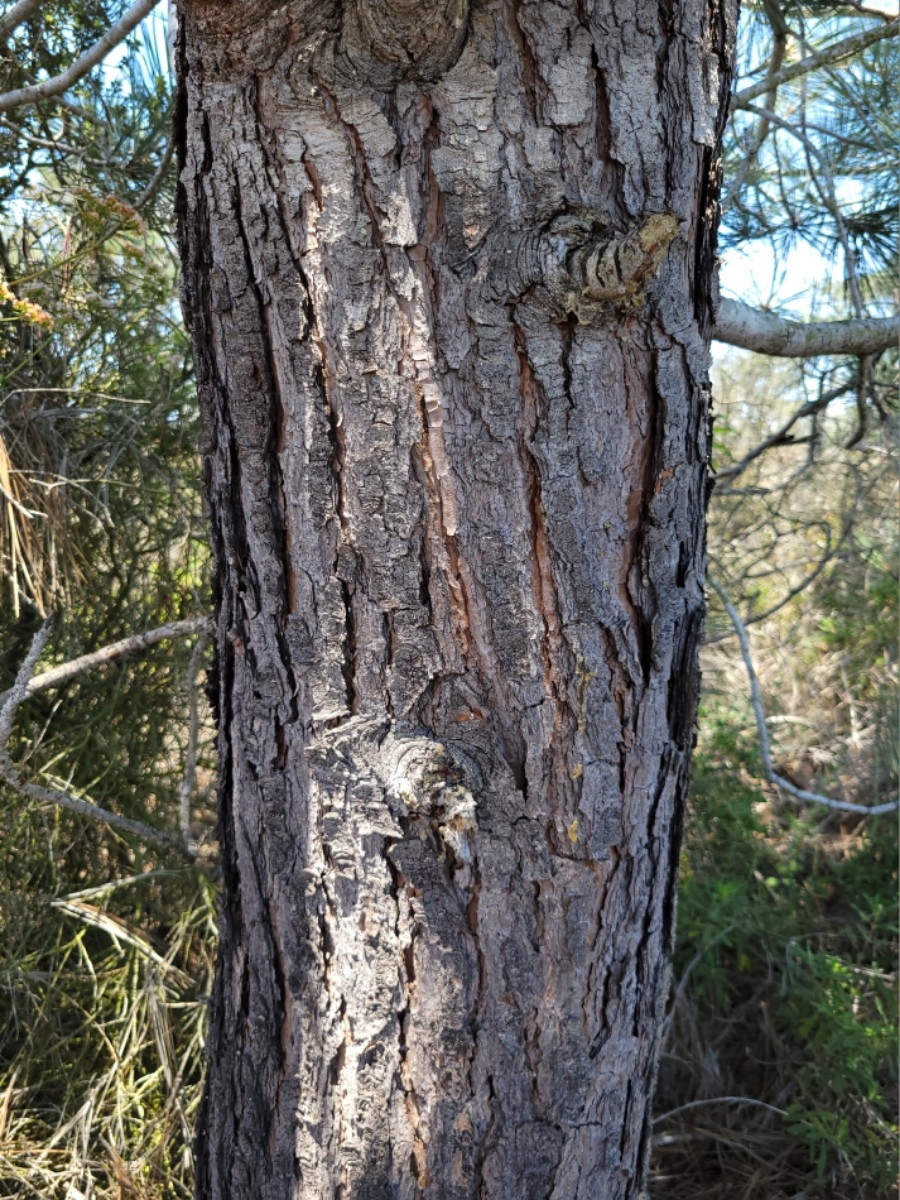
xmin=175 ymin=1 xmax=735 ymax=1197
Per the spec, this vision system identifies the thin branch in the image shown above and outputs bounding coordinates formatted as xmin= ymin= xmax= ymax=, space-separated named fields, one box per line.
xmin=707 ymin=577 xmax=899 ymax=817
xmin=0 ymin=478 xmax=44 ymax=518
xmin=0 ymin=617 xmax=51 ymax=751
xmin=0 ymin=0 xmax=160 ymax=114
xmin=654 ymin=1096 xmax=788 ymax=1125
xmin=0 ymin=114 xmax=110 ymax=166
xmin=51 ymin=897 xmax=192 ymax=981
xmin=0 ymin=621 xmax=198 ymax=858
xmin=660 ymin=923 xmax=736 ymax=1046
xmin=0 ymin=0 xmax=42 ymax=40
xmin=4 ymin=130 xmax=174 ymax=291
xmin=63 ymin=867 xmax=183 ymax=901
xmin=789 ymin=100 xmax=865 ymax=320
xmin=731 ymin=19 xmax=900 ymax=110
xmin=707 ymin=536 xmax=835 ymax=635
xmin=713 ymin=298 xmax=900 ymax=358
xmin=0 ymin=615 xmax=211 ymax=707
xmin=723 ymin=9 xmax=786 ymax=213
xmin=132 ymin=132 xmax=175 ymax=210
xmin=714 ymin=383 xmax=853 ymax=482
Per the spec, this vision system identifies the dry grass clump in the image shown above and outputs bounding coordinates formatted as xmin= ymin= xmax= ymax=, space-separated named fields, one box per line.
xmin=0 ymin=846 xmax=216 ymax=1200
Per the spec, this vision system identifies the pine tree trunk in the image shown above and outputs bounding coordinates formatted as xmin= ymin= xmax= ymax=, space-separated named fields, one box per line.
xmin=176 ymin=2 xmax=735 ymax=1196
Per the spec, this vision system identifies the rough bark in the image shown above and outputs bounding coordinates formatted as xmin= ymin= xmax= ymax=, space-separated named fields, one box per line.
xmin=175 ymin=2 xmax=736 ymax=1197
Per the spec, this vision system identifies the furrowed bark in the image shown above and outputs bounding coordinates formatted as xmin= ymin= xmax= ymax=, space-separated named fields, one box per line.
xmin=176 ymin=1 xmax=736 ymax=1196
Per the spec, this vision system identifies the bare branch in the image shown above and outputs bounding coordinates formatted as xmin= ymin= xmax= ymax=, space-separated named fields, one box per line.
xmin=659 ymin=923 xmax=735 ymax=1046
xmin=0 ymin=114 xmax=110 ymax=166
xmin=708 ymin=577 xmax=898 ymax=817
xmin=0 ymin=617 xmax=52 ymax=751
xmin=713 ymin=298 xmax=900 ymax=358
xmin=0 ymin=0 xmax=159 ymax=115
xmin=133 ymin=133 xmax=175 ymax=210
xmin=714 ymin=382 xmax=853 ymax=482
xmin=0 ymin=0 xmax=42 ymax=40
xmin=0 ymin=615 xmax=212 ymax=708
xmin=0 ymin=622 xmax=194 ymax=856
xmin=654 ymin=1096 xmax=788 ymax=1125
xmin=707 ymin=533 xmax=837 ymax=637
xmin=731 ymin=20 xmax=900 ymax=110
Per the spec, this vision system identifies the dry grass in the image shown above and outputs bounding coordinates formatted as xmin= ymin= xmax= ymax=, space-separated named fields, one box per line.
xmin=0 ymin=865 xmax=216 ymax=1200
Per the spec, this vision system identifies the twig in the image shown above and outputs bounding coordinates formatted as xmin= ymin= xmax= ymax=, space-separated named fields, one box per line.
xmin=0 ymin=114 xmax=110 ymax=166
xmin=713 ymin=383 xmax=852 ymax=483
xmin=132 ymin=133 xmax=175 ymax=211
xmin=707 ymin=577 xmax=899 ymax=817
xmin=63 ymin=868 xmax=184 ymax=901
xmin=0 ymin=615 xmax=211 ymax=707
xmin=3 ymin=132 xmax=175 ymax=291
xmin=51 ymin=897 xmax=191 ymax=982
xmin=0 ymin=0 xmax=160 ymax=114
xmin=0 ymin=617 xmax=51 ymax=751
xmin=0 ymin=620 xmax=196 ymax=858
xmin=0 ymin=479 xmax=43 ymax=518
xmin=660 ymin=924 xmax=736 ymax=1047
xmin=731 ymin=20 xmax=900 ymax=110
xmin=722 ymin=10 xmax=786 ymax=213
xmin=654 ymin=1096 xmax=788 ymax=1124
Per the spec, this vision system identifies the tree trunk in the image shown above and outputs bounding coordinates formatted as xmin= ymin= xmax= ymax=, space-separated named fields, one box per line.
xmin=175 ymin=2 xmax=736 ymax=1197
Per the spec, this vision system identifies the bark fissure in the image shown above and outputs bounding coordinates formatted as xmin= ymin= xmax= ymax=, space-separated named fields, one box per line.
xmin=512 ymin=318 xmax=569 ymax=724
xmin=231 ymin=170 xmax=299 ymax=717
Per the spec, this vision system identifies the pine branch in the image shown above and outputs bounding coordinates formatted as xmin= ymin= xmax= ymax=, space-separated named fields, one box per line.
xmin=0 ymin=0 xmax=42 ymax=41
xmin=0 ymin=0 xmax=159 ymax=114
xmin=712 ymin=298 xmax=900 ymax=357
xmin=714 ymin=382 xmax=853 ymax=482
xmin=0 ymin=615 xmax=212 ymax=708
xmin=731 ymin=19 xmax=900 ymax=110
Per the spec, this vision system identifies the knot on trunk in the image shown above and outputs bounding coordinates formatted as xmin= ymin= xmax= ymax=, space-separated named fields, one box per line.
xmin=340 ymin=0 xmax=470 ymax=88
xmin=307 ymin=721 xmax=481 ymax=861
xmin=380 ymin=731 xmax=480 ymax=870
xmin=516 ymin=210 xmax=679 ymax=323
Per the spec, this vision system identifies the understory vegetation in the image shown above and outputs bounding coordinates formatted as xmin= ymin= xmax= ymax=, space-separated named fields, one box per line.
xmin=652 ymin=356 xmax=898 ymax=1200
xmin=0 ymin=1 xmax=897 ymax=1198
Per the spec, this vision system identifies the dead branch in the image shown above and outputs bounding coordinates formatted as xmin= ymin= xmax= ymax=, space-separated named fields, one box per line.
xmin=708 ymin=576 xmax=899 ymax=817
xmin=0 ymin=620 xmax=197 ymax=858
xmin=0 ymin=614 xmax=212 ymax=708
